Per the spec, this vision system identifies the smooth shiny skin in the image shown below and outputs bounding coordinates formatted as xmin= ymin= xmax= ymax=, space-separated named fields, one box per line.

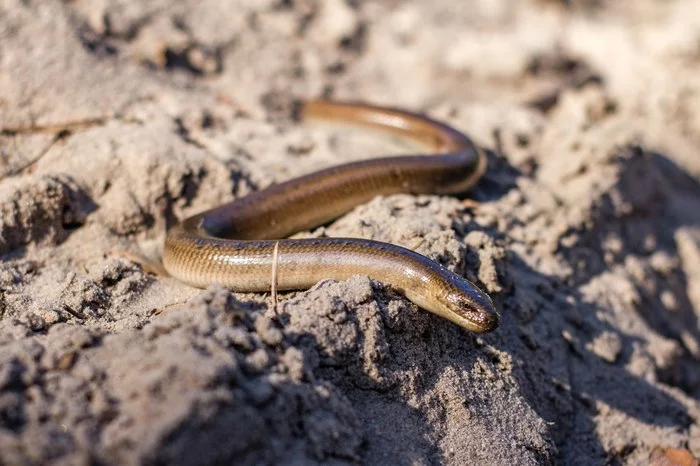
xmin=163 ymin=100 xmax=499 ymax=333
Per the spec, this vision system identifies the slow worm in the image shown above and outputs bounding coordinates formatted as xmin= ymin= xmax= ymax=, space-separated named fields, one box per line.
xmin=163 ymin=100 xmax=499 ymax=333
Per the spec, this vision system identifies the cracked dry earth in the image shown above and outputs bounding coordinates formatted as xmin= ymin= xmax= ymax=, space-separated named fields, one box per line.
xmin=1 ymin=0 xmax=700 ymax=465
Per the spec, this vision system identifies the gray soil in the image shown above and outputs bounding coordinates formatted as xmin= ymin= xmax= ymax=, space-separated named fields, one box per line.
xmin=1 ymin=0 xmax=700 ymax=465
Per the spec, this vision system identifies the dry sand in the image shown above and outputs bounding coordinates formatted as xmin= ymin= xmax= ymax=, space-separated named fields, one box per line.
xmin=1 ymin=0 xmax=700 ymax=464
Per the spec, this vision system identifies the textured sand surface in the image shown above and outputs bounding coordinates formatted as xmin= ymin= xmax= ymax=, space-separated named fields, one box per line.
xmin=1 ymin=0 xmax=700 ymax=464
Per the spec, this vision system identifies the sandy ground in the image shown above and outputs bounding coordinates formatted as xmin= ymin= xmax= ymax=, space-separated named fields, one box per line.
xmin=1 ymin=0 xmax=700 ymax=464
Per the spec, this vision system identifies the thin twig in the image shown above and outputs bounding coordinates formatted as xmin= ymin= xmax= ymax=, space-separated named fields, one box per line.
xmin=1 ymin=117 xmax=110 ymax=136
xmin=271 ymin=240 xmax=280 ymax=313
